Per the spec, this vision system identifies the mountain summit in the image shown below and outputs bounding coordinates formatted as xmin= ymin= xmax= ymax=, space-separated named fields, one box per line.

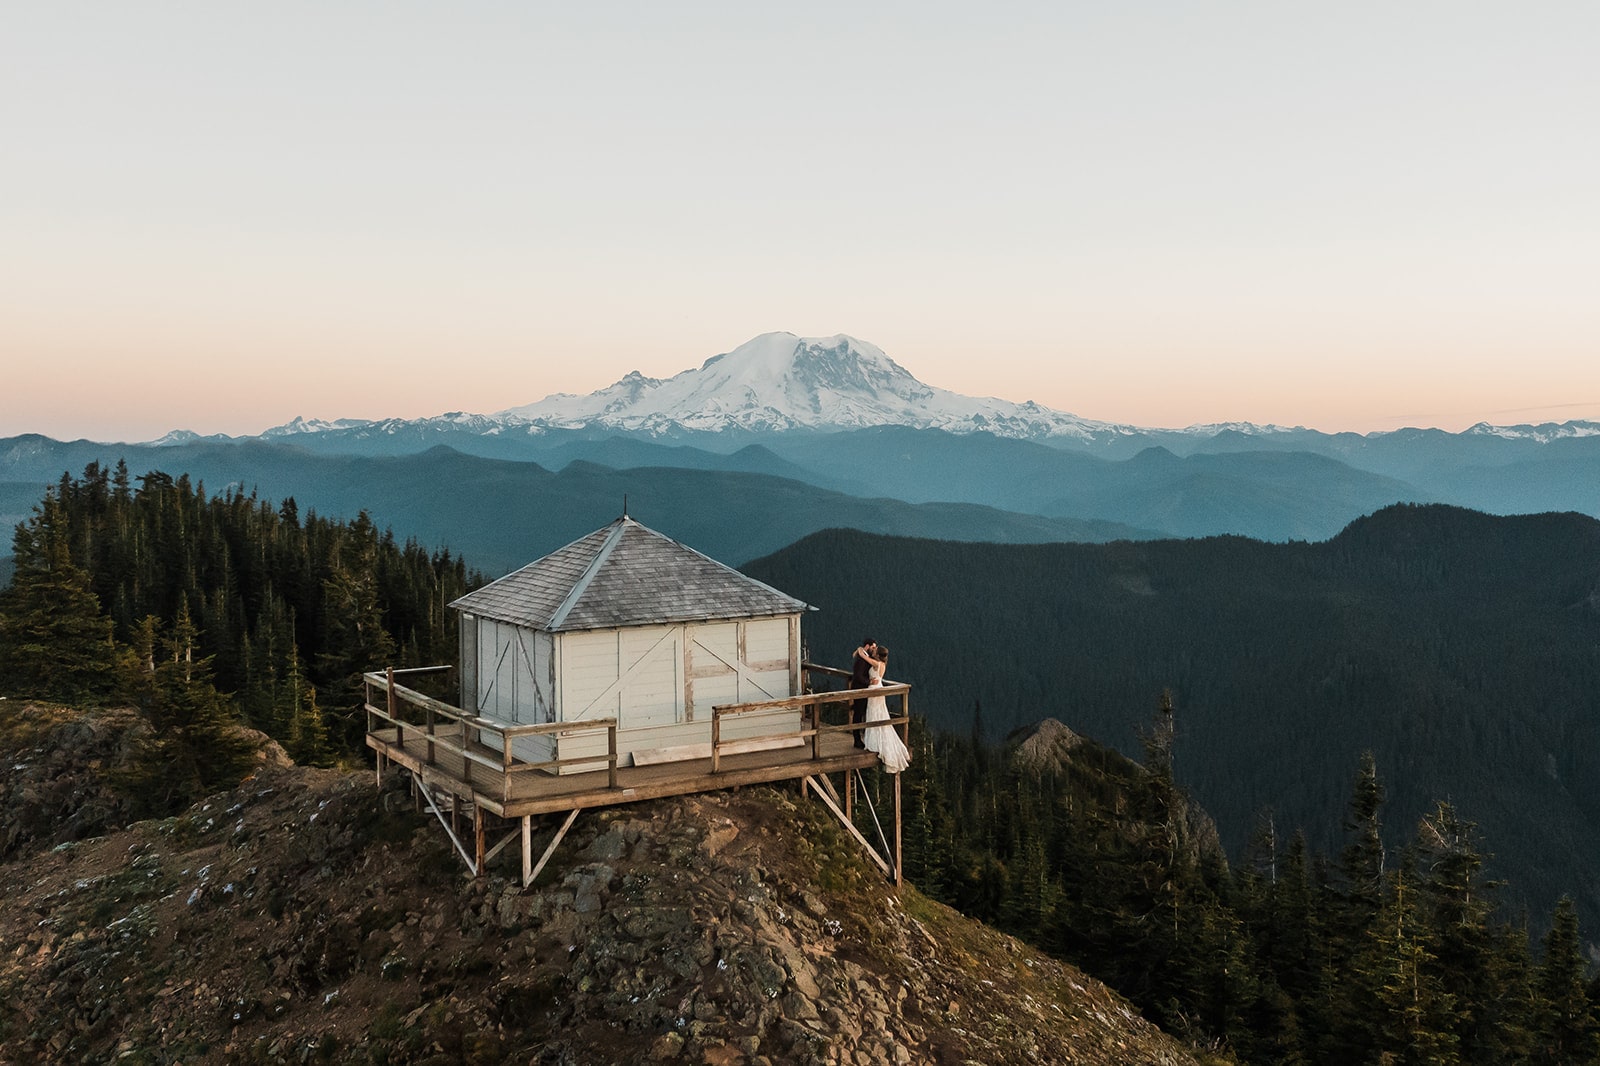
xmin=498 ymin=332 xmax=1125 ymax=440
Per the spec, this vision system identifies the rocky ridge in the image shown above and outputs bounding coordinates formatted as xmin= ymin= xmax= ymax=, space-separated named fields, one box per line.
xmin=0 ymin=703 xmax=1203 ymax=1065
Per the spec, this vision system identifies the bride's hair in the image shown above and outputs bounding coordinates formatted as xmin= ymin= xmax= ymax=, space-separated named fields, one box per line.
xmin=875 ymin=646 xmax=889 ymax=662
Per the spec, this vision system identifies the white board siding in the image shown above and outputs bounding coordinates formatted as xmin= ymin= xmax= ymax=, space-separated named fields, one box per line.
xmin=467 ymin=620 xmax=557 ymax=766
xmin=744 ymin=617 xmax=789 ymax=663
xmin=466 ymin=612 xmax=804 ymax=773
xmin=618 ymin=626 xmax=684 ymax=730
xmin=560 ymin=630 xmax=621 ymax=721
xmin=458 ymin=613 xmax=477 ymax=713
xmin=473 ymin=619 xmax=553 ymax=726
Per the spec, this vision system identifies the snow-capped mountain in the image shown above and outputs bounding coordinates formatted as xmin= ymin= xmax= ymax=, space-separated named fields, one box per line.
xmin=1462 ymin=420 xmax=1600 ymax=443
xmin=261 ymin=416 xmax=378 ymax=437
xmin=498 ymin=332 xmax=1138 ymax=442
xmin=162 ymin=332 xmax=1595 ymax=452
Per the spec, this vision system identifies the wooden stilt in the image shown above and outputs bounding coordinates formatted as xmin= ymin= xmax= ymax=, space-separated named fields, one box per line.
xmin=521 ymin=816 xmax=532 ymax=886
xmin=814 ymin=772 xmax=843 ymax=809
xmin=529 ymin=809 xmax=581 ymax=886
xmin=484 ymin=825 xmax=522 ymax=865
xmin=807 ymin=778 xmax=891 ymax=878
xmin=418 ymin=782 xmax=477 ymax=876
xmin=893 ymin=772 xmax=903 ymax=891
xmin=845 ymin=770 xmax=854 ymax=821
xmin=474 ymin=804 xmax=486 ymax=878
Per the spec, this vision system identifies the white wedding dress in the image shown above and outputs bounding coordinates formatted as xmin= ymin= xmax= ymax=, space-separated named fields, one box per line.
xmin=862 ymin=664 xmax=911 ymax=774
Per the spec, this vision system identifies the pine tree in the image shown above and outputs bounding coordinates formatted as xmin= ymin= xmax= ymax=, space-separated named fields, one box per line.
xmin=1317 ymin=751 xmax=1390 ymax=1063
xmin=316 ymin=513 xmax=398 ymax=749
xmin=0 ymin=493 xmax=118 ymax=702
xmin=1410 ymin=802 xmax=1513 ymax=1062
xmin=114 ymin=606 xmax=258 ymax=816
xmin=1535 ymin=897 xmax=1600 ymax=1063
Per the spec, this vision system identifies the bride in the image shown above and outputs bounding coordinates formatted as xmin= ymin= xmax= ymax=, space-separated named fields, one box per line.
xmin=862 ymin=647 xmax=911 ymax=774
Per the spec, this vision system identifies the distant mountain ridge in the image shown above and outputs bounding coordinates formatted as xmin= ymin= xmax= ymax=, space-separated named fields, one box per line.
xmin=41 ymin=328 xmax=1589 ymax=454
xmin=6 ymin=330 xmax=1599 ymax=542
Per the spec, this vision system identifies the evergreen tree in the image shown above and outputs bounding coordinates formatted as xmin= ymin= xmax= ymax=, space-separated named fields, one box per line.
xmin=1535 ymin=897 xmax=1600 ymax=1064
xmin=114 ymin=607 xmax=259 ymax=816
xmin=0 ymin=493 xmax=118 ymax=702
xmin=316 ymin=512 xmax=399 ymax=749
xmin=1364 ymin=870 xmax=1461 ymax=1065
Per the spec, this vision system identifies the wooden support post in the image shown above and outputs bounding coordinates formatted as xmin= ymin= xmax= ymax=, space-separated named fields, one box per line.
xmin=426 ymin=702 xmax=436 ymax=766
xmin=894 ymin=772 xmax=903 ymax=892
xmin=451 ymin=794 xmax=460 ymax=838
xmin=845 ymin=769 xmax=854 ymax=821
xmin=474 ymin=804 xmax=486 ymax=879
xmin=806 ymin=778 xmax=892 ymax=878
xmin=711 ymin=711 xmax=722 ymax=774
xmin=521 ymin=816 xmax=532 ymax=887
xmin=387 ymin=666 xmax=400 ymax=750
xmin=809 ymin=703 xmax=819 ymax=761
xmin=529 ymin=808 xmax=581 ymax=886
xmin=608 ymin=726 xmax=619 ymax=789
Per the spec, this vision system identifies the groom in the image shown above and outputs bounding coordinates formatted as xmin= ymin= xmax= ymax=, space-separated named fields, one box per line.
xmin=849 ymin=637 xmax=878 ymax=748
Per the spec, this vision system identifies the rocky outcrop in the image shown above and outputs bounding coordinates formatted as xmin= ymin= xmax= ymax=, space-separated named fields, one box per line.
xmin=0 ymin=712 xmax=1200 ymax=1065
xmin=0 ymin=702 xmax=144 ymax=861
xmin=1009 ymin=718 xmax=1086 ymax=774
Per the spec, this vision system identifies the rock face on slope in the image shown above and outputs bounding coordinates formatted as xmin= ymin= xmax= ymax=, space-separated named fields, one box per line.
xmin=0 ymin=705 xmax=1199 ymax=1065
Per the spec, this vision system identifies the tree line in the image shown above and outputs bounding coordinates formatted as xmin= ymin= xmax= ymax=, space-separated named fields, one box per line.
xmin=0 ymin=463 xmax=479 ymax=811
xmin=746 ymin=510 xmax=1600 ymax=944
xmin=877 ymin=698 xmax=1600 ymax=1064
xmin=5 ymin=468 xmax=1597 ymax=1060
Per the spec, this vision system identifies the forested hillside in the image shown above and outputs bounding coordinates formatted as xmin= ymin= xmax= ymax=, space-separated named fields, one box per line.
xmin=5 ymin=472 xmax=1600 ymax=1061
xmin=0 ymin=462 xmax=475 ymax=799
xmin=899 ymin=712 xmax=1600 ymax=1063
xmin=0 ymin=438 xmax=1152 ymax=575
xmin=744 ymin=505 xmax=1600 ymax=939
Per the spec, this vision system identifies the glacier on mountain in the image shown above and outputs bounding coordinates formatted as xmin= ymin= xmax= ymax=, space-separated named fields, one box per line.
xmin=496 ymin=332 xmax=1134 ymax=442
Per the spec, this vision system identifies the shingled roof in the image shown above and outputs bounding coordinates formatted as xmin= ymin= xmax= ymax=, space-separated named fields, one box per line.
xmin=448 ymin=517 xmax=812 ymax=632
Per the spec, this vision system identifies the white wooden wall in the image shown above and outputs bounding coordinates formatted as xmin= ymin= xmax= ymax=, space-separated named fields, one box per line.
xmin=551 ymin=614 xmax=802 ymax=768
xmin=559 ymin=623 xmax=685 ymax=728
xmin=468 ymin=617 xmax=555 ymax=764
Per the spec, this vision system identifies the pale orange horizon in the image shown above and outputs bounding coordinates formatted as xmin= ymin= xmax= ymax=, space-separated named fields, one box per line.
xmin=4 ymin=4 xmax=1597 ymax=443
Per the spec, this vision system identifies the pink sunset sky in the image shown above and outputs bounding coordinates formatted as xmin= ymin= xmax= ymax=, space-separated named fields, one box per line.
xmin=4 ymin=3 xmax=1597 ymax=442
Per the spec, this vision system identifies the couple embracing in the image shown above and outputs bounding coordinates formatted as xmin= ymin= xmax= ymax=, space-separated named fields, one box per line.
xmin=849 ymin=637 xmax=911 ymax=774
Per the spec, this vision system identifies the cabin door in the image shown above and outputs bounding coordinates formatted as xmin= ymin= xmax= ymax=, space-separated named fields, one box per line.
xmin=562 ymin=625 xmax=685 ymax=730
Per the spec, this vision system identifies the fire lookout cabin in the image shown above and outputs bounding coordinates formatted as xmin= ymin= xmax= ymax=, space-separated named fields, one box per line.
xmin=364 ymin=515 xmax=911 ymax=889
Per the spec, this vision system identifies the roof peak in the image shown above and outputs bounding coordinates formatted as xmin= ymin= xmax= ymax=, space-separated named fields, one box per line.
xmin=450 ymin=517 xmax=811 ymax=632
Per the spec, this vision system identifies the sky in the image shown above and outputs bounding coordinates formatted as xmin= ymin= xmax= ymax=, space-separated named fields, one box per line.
xmin=4 ymin=2 xmax=1598 ymax=442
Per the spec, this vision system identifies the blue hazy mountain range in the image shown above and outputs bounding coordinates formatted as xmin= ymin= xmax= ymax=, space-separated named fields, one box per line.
xmin=4 ymin=332 xmax=1597 ymax=567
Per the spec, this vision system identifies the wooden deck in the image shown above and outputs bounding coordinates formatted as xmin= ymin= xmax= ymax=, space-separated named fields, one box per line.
xmin=363 ymin=664 xmax=909 ymax=887
xmin=367 ymin=722 xmax=880 ymax=819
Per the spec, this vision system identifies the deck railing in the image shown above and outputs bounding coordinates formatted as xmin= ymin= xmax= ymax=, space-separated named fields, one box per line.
xmin=363 ymin=667 xmax=619 ymax=801
xmin=709 ymin=661 xmax=910 ymax=773
xmin=366 ymin=661 xmax=909 ymax=788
